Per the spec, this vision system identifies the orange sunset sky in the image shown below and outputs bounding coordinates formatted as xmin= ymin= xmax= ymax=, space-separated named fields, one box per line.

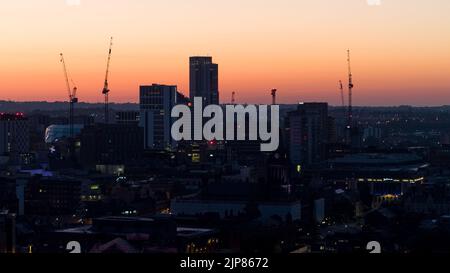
xmin=0 ymin=0 xmax=450 ymax=106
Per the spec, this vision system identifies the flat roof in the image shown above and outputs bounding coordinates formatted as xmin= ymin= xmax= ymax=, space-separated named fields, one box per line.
xmin=176 ymin=227 xmax=216 ymax=237
xmin=95 ymin=216 xmax=156 ymax=222
xmin=329 ymin=153 xmax=422 ymax=165
xmin=55 ymin=225 xmax=215 ymax=237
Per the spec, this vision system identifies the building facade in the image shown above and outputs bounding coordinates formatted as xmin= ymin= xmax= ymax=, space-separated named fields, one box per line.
xmin=0 ymin=113 xmax=29 ymax=163
xmin=115 ymin=111 xmax=140 ymax=125
xmin=0 ymin=212 xmax=16 ymax=253
xmin=189 ymin=57 xmax=219 ymax=106
xmin=288 ymin=103 xmax=329 ymax=167
xmin=80 ymin=124 xmax=144 ymax=168
xmin=24 ymin=176 xmax=82 ymax=216
xmin=139 ymin=84 xmax=186 ymax=150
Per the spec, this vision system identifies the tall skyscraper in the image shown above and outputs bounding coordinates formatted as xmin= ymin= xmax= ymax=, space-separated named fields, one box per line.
xmin=189 ymin=56 xmax=219 ymax=105
xmin=139 ymin=84 xmax=187 ymax=150
xmin=288 ymin=103 xmax=329 ymax=168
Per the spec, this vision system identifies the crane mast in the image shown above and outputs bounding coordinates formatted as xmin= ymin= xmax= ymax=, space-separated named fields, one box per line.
xmin=347 ymin=49 xmax=354 ymax=129
xmin=60 ymin=53 xmax=78 ymax=138
xmin=102 ymin=37 xmax=113 ymax=124
xmin=339 ymin=80 xmax=345 ymax=109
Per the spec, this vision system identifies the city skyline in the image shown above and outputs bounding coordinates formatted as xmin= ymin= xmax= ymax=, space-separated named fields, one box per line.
xmin=4 ymin=0 xmax=450 ymax=259
xmin=1 ymin=0 xmax=450 ymax=106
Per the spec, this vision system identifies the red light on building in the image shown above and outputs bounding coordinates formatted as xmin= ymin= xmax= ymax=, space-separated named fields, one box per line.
xmin=0 ymin=112 xmax=26 ymax=120
xmin=209 ymin=140 xmax=217 ymax=145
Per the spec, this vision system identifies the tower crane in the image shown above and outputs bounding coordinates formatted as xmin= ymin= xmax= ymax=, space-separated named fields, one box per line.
xmin=102 ymin=37 xmax=113 ymax=124
xmin=347 ymin=49 xmax=354 ymax=129
xmin=60 ymin=53 xmax=78 ymax=138
xmin=339 ymin=80 xmax=345 ymax=109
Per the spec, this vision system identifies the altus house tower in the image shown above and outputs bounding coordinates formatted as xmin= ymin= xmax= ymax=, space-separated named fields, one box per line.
xmin=189 ymin=56 xmax=219 ymax=106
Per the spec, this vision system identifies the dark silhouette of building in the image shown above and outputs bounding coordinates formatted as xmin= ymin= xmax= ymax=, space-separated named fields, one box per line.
xmin=0 ymin=211 xmax=16 ymax=253
xmin=0 ymin=176 xmax=18 ymax=214
xmin=24 ymin=176 xmax=81 ymax=216
xmin=115 ymin=111 xmax=140 ymax=125
xmin=0 ymin=113 xmax=29 ymax=163
xmin=80 ymin=124 xmax=143 ymax=168
xmin=189 ymin=57 xmax=219 ymax=105
xmin=288 ymin=103 xmax=329 ymax=167
xmin=327 ymin=116 xmax=337 ymax=144
xmin=323 ymin=153 xmax=427 ymax=205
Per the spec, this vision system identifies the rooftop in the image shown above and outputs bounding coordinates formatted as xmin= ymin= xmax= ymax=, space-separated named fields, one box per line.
xmin=0 ymin=112 xmax=26 ymax=121
xmin=329 ymin=153 xmax=423 ymax=166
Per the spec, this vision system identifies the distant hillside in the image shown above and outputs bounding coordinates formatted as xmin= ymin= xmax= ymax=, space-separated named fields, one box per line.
xmin=0 ymin=100 xmax=139 ymax=113
xmin=1 ymin=100 xmax=449 ymax=114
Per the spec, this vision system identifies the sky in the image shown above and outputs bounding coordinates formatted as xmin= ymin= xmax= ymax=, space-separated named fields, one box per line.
xmin=0 ymin=0 xmax=449 ymax=106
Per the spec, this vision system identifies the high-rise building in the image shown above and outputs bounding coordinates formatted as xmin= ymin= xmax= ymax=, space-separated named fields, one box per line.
xmin=139 ymin=84 xmax=187 ymax=150
xmin=0 ymin=113 xmax=29 ymax=163
xmin=327 ymin=116 xmax=337 ymax=144
xmin=288 ymin=103 xmax=329 ymax=168
xmin=189 ymin=56 xmax=219 ymax=105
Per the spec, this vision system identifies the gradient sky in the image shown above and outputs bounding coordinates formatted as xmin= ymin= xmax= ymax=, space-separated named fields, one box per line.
xmin=1 ymin=0 xmax=450 ymax=106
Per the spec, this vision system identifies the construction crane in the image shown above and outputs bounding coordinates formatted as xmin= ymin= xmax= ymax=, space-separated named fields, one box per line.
xmin=271 ymin=89 xmax=277 ymax=105
xmin=347 ymin=49 xmax=354 ymax=129
xmin=339 ymin=80 xmax=348 ymax=144
xmin=60 ymin=53 xmax=78 ymax=138
xmin=231 ymin=91 xmax=236 ymax=104
xmin=339 ymin=80 xmax=345 ymax=109
xmin=102 ymin=37 xmax=113 ymax=124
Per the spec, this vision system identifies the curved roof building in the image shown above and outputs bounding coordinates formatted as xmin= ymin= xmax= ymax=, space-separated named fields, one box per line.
xmin=45 ymin=125 xmax=84 ymax=143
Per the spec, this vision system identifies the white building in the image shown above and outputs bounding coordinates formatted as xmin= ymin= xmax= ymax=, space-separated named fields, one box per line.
xmin=139 ymin=84 xmax=185 ymax=150
xmin=45 ymin=124 xmax=84 ymax=143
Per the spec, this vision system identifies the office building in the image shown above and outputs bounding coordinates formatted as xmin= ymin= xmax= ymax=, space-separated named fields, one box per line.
xmin=24 ymin=175 xmax=82 ymax=216
xmin=189 ymin=57 xmax=219 ymax=105
xmin=140 ymin=84 xmax=187 ymax=150
xmin=0 ymin=113 xmax=29 ymax=163
xmin=80 ymin=124 xmax=144 ymax=168
xmin=115 ymin=111 xmax=140 ymax=125
xmin=288 ymin=103 xmax=329 ymax=167
xmin=326 ymin=153 xmax=427 ymax=200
